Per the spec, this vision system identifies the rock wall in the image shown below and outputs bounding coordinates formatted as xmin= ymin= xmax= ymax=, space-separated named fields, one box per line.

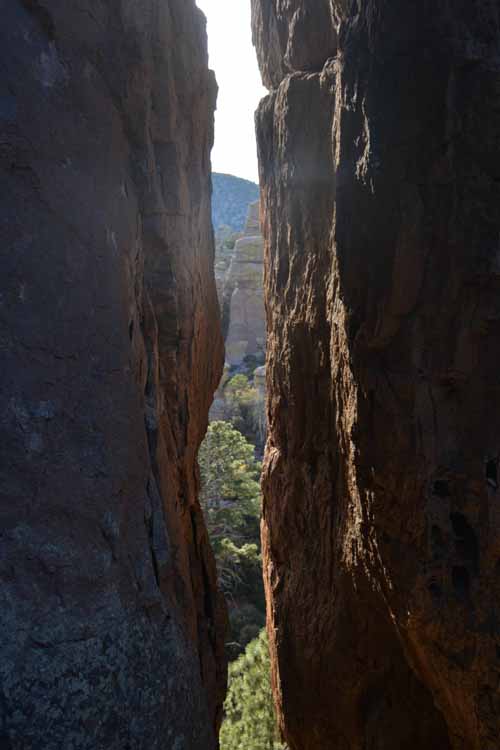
xmin=253 ymin=1 xmax=500 ymax=749
xmin=0 ymin=2 xmax=226 ymax=749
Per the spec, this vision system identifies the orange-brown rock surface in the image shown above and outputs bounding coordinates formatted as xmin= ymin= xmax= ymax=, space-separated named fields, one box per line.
xmin=0 ymin=2 xmax=225 ymax=748
xmin=253 ymin=1 xmax=500 ymax=748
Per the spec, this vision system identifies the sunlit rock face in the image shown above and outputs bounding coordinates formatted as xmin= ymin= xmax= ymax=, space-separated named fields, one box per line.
xmin=0 ymin=1 xmax=226 ymax=748
xmin=250 ymin=0 xmax=338 ymax=89
xmin=253 ymin=1 xmax=500 ymax=748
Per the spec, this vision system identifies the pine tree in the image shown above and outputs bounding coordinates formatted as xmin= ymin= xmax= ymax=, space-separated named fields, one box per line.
xmin=198 ymin=421 xmax=265 ymax=656
xmin=220 ymin=630 xmax=286 ymax=750
xmin=198 ymin=420 xmax=261 ymax=551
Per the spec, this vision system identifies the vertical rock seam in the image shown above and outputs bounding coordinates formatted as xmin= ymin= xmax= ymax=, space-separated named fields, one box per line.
xmin=0 ymin=1 xmax=226 ymax=749
xmin=253 ymin=1 xmax=500 ymax=749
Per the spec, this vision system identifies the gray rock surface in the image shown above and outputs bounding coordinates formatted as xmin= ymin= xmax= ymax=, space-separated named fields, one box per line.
xmin=0 ymin=1 xmax=226 ymax=748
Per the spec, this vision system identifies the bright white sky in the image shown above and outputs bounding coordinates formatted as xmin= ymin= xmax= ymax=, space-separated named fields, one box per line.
xmin=196 ymin=0 xmax=267 ymax=183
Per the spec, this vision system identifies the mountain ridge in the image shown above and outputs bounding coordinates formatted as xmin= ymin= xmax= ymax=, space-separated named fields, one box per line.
xmin=212 ymin=172 xmax=259 ymax=232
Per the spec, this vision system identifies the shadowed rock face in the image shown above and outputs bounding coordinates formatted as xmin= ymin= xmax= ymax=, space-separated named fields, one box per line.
xmin=0 ymin=1 xmax=226 ymax=748
xmin=253 ymin=1 xmax=500 ymax=748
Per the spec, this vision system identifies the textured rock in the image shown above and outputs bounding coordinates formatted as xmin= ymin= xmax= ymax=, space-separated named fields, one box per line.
xmin=250 ymin=0 xmax=338 ymax=89
xmin=253 ymin=1 xmax=500 ymax=749
xmin=253 ymin=365 xmax=266 ymax=401
xmin=225 ymin=202 xmax=266 ymax=367
xmin=210 ymin=203 xmax=266 ymax=444
xmin=243 ymin=201 xmax=261 ymax=237
xmin=214 ymin=228 xmax=239 ymax=340
xmin=0 ymin=1 xmax=225 ymax=748
xmin=208 ymin=364 xmax=232 ymax=423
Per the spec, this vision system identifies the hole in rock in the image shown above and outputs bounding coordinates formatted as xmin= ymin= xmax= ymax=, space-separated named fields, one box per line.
xmin=433 ymin=479 xmax=451 ymax=498
xmin=452 ymin=566 xmax=471 ymax=599
xmin=428 ymin=580 xmax=443 ymax=602
xmin=430 ymin=524 xmax=446 ymax=559
xmin=486 ymin=458 xmax=498 ymax=489
xmin=450 ymin=512 xmax=479 ymax=573
xmin=128 ymin=319 xmax=134 ymax=341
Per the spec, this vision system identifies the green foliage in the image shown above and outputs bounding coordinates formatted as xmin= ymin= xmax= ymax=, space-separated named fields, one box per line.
xmin=240 ymin=354 xmax=263 ymax=377
xmin=217 ymin=539 xmax=260 ymax=592
xmin=198 ymin=420 xmax=261 ymax=550
xmin=224 ymin=236 xmax=237 ymax=250
xmin=220 ymin=538 xmax=266 ymax=659
xmin=225 ymin=374 xmax=257 ymax=404
xmin=214 ymin=225 xmax=240 ymax=254
xmin=220 ymin=630 xmax=286 ymax=750
xmin=224 ymin=374 xmax=263 ymax=448
xmin=199 ymin=420 xmax=265 ymax=658
xmin=227 ymin=603 xmax=265 ymax=655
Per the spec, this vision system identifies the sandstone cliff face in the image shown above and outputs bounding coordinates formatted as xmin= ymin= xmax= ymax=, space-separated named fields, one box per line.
xmin=0 ymin=2 xmax=225 ymax=748
xmin=253 ymin=1 xmax=500 ymax=748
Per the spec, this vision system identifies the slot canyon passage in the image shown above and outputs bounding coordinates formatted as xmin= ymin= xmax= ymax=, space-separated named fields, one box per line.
xmin=2 ymin=2 xmax=500 ymax=750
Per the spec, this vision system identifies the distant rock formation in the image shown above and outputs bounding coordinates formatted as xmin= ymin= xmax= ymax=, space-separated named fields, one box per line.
xmin=209 ymin=363 xmax=232 ymax=423
xmin=214 ymin=228 xmax=239 ymax=340
xmin=210 ymin=202 xmax=267 ymax=454
xmin=224 ymin=202 xmax=266 ymax=368
xmin=253 ymin=365 xmax=266 ymax=401
xmin=0 ymin=2 xmax=226 ymax=748
xmin=212 ymin=173 xmax=259 ymax=232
